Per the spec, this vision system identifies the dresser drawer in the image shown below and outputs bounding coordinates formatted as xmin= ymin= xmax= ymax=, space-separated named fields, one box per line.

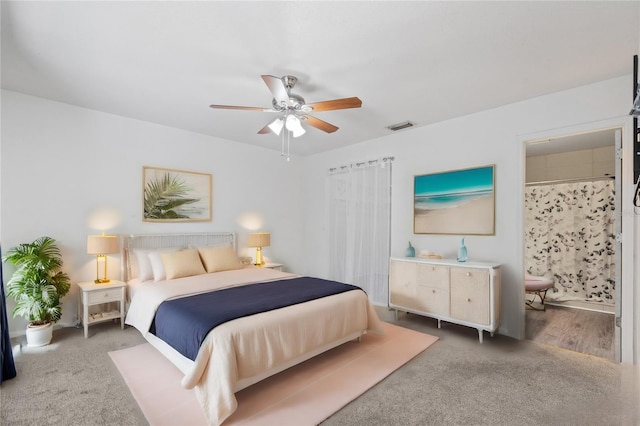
xmin=389 ymin=260 xmax=417 ymax=307
xmin=450 ymin=267 xmax=490 ymax=325
xmin=87 ymin=287 xmax=123 ymax=304
xmin=450 ymin=267 xmax=489 ymax=287
xmin=416 ymin=286 xmax=450 ymax=316
xmin=416 ymin=263 xmax=449 ymax=289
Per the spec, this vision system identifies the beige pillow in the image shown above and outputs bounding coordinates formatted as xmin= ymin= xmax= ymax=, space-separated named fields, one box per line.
xmin=198 ymin=246 xmax=243 ymax=273
xmin=160 ymin=249 xmax=206 ymax=280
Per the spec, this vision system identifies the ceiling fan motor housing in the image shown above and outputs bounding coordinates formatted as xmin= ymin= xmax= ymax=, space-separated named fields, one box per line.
xmin=272 ymin=92 xmax=305 ymax=111
xmin=282 ymin=75 xmax=298 ymax=90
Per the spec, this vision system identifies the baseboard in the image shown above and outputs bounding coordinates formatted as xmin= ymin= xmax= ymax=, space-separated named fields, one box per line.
xmin=9 ymin=330 xmax=24 ymax=339
xmin=545 ymin=300 xmax=615 ymax=314
xmin=9 ymin=321 xmax=77 ymax=339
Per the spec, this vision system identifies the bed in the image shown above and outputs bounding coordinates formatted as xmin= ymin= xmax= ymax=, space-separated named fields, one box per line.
xmin=123 ymin=232 xmax=382 ymax=425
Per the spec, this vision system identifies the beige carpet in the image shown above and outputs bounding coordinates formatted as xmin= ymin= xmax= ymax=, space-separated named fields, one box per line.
xmin=109 ymin=322 xmax=438 ymax=425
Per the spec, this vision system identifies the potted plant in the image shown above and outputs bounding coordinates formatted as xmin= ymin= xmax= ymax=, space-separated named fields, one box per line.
xmin=3 ymin=236 xmax=71 ymax=347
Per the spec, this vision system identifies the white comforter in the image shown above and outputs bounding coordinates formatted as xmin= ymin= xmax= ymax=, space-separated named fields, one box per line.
xmin=125 ymin=267 xmax=382 ymax=425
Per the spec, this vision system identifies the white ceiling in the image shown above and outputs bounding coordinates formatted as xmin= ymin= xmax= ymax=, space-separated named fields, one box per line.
xmin=2 ymin=1 xmax=638 ymax=156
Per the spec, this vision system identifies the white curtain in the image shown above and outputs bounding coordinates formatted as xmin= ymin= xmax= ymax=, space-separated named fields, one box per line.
xmin=327 ymin=159 xmax=392 ymax=305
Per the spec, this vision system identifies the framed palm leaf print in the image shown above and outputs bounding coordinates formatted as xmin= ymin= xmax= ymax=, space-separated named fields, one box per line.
xmin=143 ymin=166 xmax=212 ymax=222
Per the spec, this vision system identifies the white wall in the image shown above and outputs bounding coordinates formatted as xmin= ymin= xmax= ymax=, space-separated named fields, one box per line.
xmin=1 ymin=90 xmax=306 ymax=335
xmin=302 ymin=75 xmax=636 ymax=345
xmin=3 ymin=76 xmax=638 ymax=361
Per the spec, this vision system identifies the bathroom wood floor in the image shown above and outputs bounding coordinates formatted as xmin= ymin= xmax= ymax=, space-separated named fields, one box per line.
xmin=525 ymin=304 xmax=616 ymax=361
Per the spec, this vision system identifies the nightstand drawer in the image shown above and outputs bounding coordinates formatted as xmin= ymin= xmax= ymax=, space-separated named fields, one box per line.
xmin=264 ymin=263 xmax=284 ymax=271
xmin=87 ymin=287 xmax=122 ymax=304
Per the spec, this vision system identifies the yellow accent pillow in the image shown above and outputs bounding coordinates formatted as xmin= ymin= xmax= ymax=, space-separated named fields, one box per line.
xmin=198 ymin=246 xmax=243 ymax=273
xmin=160 ymin=249 xmax=206 ymax=280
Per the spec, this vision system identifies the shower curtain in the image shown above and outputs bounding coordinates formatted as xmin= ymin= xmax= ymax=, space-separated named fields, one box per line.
xmin=524 ymin=179 xmax=615 ymax=303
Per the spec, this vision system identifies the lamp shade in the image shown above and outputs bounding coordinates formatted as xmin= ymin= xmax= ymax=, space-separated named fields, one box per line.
xmin=247 ymin=232 xmax=270 ymax=248
xmin=268 ymin=117 xmax=284 ymax=135
xmin=87 ymin=234 xmax=119 ymax=255
xmin=285 ymin=115 xmax=306 ymax=138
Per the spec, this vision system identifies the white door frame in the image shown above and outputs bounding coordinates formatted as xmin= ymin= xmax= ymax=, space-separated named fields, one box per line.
xmin=517 ymin=116 xmax=636 ymax=364
xmin=614 ymin=128 xmax=623 ymax=362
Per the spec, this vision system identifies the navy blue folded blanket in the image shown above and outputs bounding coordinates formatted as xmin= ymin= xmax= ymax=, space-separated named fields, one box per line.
xmin=150 ymin=277 xmax=362 ymax=361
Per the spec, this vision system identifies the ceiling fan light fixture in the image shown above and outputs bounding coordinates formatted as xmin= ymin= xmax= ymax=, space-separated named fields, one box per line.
xmin=291 ymin=125 xmax=306 ymax=138
xmin=268 ymin=117 xmax=284 ymax=135
xmin=286 ymin=115 xmax=306 ymax=137
xmin=285 ymin=114 xmax=298 ymax=129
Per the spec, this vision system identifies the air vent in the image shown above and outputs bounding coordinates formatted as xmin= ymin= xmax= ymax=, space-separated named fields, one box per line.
xmin=386 ymin=121 xmax=415 ymax=131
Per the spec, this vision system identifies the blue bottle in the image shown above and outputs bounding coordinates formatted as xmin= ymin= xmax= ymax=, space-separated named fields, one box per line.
xmin=457 ymin=238 xmax=468 ymax=262
xmin=405 ymin=241 xmax=415 ymax=257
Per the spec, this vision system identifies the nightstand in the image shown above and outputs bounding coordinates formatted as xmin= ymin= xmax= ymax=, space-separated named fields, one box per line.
xmin=263 ymin=263 xmax=284 ymax=271
xmin=77 ymin=280 xmax=126 ymax=338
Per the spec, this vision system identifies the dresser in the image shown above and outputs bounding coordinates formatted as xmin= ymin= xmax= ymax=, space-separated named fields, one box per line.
xmin=389 ymin=257 xmax=501 ymax=342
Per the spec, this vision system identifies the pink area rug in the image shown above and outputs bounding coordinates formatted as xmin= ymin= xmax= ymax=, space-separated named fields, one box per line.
xmin=109 ymin=322 xmax=438 ymax=425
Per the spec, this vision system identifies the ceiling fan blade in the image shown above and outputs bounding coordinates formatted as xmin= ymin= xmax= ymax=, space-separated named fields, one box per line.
xmin=257 ymin=124 xmax=272 ymax=134
xmin=261 ymin=75 xmax=290 ymax=105
xmin=306 ymin=97 xmax=362 ymax=112
xmin=209 ymin=104 xmax=268 ymax=111
xmin=302 ymin=115 xmax=339 ymax=133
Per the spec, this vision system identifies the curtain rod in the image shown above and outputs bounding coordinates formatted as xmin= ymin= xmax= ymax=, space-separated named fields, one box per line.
xmin=525 ymin=175 xmax=614 ymax=186
xmin=328 ymin=156 xmax=395 ymax=173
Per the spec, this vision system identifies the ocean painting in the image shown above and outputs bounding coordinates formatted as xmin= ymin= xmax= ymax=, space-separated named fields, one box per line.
xmin=414 ymin=165 xmax=495 ymax=235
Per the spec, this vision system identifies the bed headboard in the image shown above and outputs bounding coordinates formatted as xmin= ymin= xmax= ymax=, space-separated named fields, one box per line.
xmin=121 ymin=232 xmax=236 ymax=282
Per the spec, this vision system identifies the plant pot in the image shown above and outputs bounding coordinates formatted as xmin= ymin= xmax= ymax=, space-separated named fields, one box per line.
xmin=26 ymin=322 xmax=53 ymax=347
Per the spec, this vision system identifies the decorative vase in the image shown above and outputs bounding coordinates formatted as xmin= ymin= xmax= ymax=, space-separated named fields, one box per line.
xmin=26 ymin=322 xmax=53 ymax=347
xmin=457 ymin=238 xmax=468 ymax=262
xmin=405 ymin=241 xmax=415 ymax=257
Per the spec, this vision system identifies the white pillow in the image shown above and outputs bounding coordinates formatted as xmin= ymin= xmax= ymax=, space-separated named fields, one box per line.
xmin=133 ymin=248 xmax=179 ymax=281
xmin=148 ymin=249 xmax=180 ymax=282
xmin=148 ymin=252 xmax=166 ymax=282
xmin=133 ymin=250 xmax=153 ymax=281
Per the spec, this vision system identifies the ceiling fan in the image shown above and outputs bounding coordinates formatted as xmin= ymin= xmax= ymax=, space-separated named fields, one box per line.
xmin=209 ymin=75 xmax=362 ymax=138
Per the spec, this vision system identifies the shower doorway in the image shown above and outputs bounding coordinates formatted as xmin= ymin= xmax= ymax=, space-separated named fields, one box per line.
xmin=523 ymin=127 xmax=621 ymax=361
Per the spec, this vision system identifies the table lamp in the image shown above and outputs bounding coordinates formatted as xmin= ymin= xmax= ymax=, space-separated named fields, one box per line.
xmin=247 ymin=232 xmax=270 ymax=266
xmin=87 ymin=233 xmax=119 ymax=283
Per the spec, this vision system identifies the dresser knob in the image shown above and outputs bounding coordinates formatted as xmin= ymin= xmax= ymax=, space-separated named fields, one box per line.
xmin=432 ymin=289 xmax=436 ymax=293
xmin=103 ymin=293 xmax=109 ymax=297
xmin=466 ymin=272 xmax=471 ymax=277
xmin=467 ymin=298 xmax=471 ymax=302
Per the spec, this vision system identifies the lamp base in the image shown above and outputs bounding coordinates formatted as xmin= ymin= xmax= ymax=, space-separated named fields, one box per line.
xmin=254 ymin=247 xmax=265 ymax=266
xmin=94 ymin=254 xmax=112 ymax=284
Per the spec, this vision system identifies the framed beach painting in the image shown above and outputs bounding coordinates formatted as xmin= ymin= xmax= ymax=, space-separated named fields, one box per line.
xmin=143 ymin=166 xmax=212 ymax=222
xmin=414 ymin=165 xmax=495 ymax=235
